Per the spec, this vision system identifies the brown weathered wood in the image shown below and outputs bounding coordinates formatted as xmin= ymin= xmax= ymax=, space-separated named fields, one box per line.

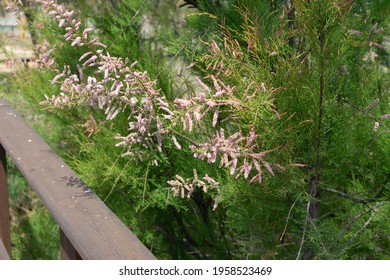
xmin=0 ymin=100 xmax=156 ymax=260
xmin=0 ymin=143 xmax=12 ymax=259
xmin=60 ymin=228 xmax=81 ymax=260
xmin=0 ymin=239 xmax=11 ymax=260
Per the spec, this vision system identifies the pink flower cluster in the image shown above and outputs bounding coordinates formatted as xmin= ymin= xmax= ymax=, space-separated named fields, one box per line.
xmin=168 ymin=169 xmax=220 ymax=198
xmin=34 ymin=40 xmax=56 ymax=68
xmin=37 ymin=0 xmax=106 ymax=48
xmin=168 ymin=170 xmax=222 ymax=209
xmin=172 ymin=74 xmax=283 ymax=182
xmin=36 ymin=0 xmax=172 ymax=163
xmin=173 ymin=76 xmax=239 ymax=131
xmin=190 ymin=128 xmax=281 ymax=184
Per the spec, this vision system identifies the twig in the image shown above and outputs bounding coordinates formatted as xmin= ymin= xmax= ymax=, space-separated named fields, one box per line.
xmin=321 ymin=186 xmax=385 ymax=216
xmin=308 ymin=218 xmax=328 ymax=256
xmin=341 ymin=98 xmax=390 ymax=133
xmin=343 ymin=208 xmax=372 ymax=231
xmin=103 ymin=157 xmax=132 ymax=202
xmin=107 ymin=8 xmax=142 ymax=50
xmin=169 ymin=128 xmax=199 ymax=146
xmin=142 ymin=161 xmax=151 ymax=204
xmin=155 ymin=44 xmax=187 ymax=80
xmin=280 ymin=196 xmax=299 ymax=241
xmin=348 ymin=215 xmax=374 ymax=246
xmin=296 ymin=197 xmax=311 ymax=260
xmin=337 ymin=202 xmax=384 ymax=241
xmin=321 ymin=186 xmax=373 ymax=204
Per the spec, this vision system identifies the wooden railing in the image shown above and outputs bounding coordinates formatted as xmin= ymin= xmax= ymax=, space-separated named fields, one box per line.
xmin=0 ymin=100 xmax=156 ymax=260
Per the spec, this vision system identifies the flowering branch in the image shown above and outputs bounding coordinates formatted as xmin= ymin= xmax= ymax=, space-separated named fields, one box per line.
xmin=36 ymin=0 xmax=175 ymax=163
xmin=190 ymin=128 xmax=283 ymax=183
xmin=168 ymin=169 xmax=220 ymax=198
xmin=34 ymin=0 xmax=287 ymax=197
xmin=348 ymin=22 xmax=385 ymax=63
xmin=168 ymin=169 xmax=222 ymax=210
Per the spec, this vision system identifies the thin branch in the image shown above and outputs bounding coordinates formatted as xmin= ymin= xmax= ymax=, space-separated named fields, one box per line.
xmin=349 ymin=232 xmax=390 ymax=251
xmin=341 ymin=98 xmax=390 ymax=133
xmin=280 ymin=196 xmax=299 ymax=241
xmin=103 ymin=157 xmax=132 ymax=202
xmin=343 ymin=208 xmax=372 ymax=231
xmin=321 ymin=186 xmax=373 ymax=204
xmin=155 ymin=44 xmax=187 ymax=80
xmin=296 ymin=197 xmax=311 ymax=260
xmin=308 ymin=218 xmax=327 ymax=256
xmin=142 ymin=161 xmax=151 ymax=204
xmin=107 ymin=7 xmax=142 ymax=50
xmin=348 ymin=215 xmax=374 ymax=246
xmin=337 ymin=202 xmax=384 ymax=242
xmin=169 ymin=128 xmax=199 ymax=146
xmin=321 ymin=186 xmax=387 ymax=217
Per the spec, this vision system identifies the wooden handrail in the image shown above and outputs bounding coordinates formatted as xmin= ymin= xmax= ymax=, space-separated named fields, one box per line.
xmin=0 ymin=143 xmax=11 ymax=259
xmin=0 ymin=100 xmax=156 ymax=260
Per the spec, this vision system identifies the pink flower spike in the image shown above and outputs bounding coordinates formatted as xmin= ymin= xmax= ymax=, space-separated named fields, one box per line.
xmin=348 ymin=30 xmax=363 ymax=35
xmin=373 ymin=122 xmax=380 ymax=131
xmin=370 ymin=41 xmax=385 ymax=49
xmin=212 ymin=195 xmax=222 ymax=211
xmin=272 ymin=163 xmax=286 ymax=171
xmin=289 ymin=163 xmax=309 ymax=167
xmin=58 ymin=19 xmax=65 ymax=27
xmin=63 ymin=10 xmax=74 ymax=18
xmin=48 ymin=11 xmax=58 ymax=16
xmin=172 ymin=136 xmax=181 ymax=149
xmin=94 ymin=42 xmax=107 ymax=48
xmin=79 ymin=51 xmax=93 ymax=61
xmin=51 ymin=73 xmax=65 ymax=84
xmin=374 ymin=28 xmax=383 ymax=34
xmin=262 ymin=160 xmax=274 ymax=176
xmin=71 ymin=36 xmax=82 ymax=46
xmin=261 ymin=83 xmax=266 ymax=92
xmin=196 ymin=77 xmax=211 ymax=93
xmin=230 ymin=158 xmax=238 ymax=175
xmin=185 ymin=112 xmax=193 ymax=132
xmin=212 ymin=110 xmax=219 ymax=127
xmin=380 ymin=114 xmax=390 ymax=120
xmin=83 ymin=28 xmax=94 ymax=38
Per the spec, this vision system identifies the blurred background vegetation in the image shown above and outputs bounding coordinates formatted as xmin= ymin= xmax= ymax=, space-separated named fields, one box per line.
xmin=0 ymin=0 xmax=389 ymax=259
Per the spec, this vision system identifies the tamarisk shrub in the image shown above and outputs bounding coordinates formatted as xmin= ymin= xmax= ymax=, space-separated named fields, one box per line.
xmin=35 ymin=0 xmax=283 ymax=193
xmin=13 ymin=0 xmax=389 ymax=259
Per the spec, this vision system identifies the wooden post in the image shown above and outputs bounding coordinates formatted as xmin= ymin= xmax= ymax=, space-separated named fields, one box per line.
xmin=0 ymin=144 xmax=12 ymax=259
xmin=60 ymin=228 xmax=81 ymax=260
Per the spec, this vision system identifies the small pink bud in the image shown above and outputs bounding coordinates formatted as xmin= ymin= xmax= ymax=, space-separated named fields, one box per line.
xmin=373 ymin=122 xmax=379 ymax=131
xmin=58 ymin=19 xmax=65 ymax=27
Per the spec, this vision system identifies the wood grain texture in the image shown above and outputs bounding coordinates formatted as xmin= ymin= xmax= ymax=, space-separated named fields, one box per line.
xmin=0 ymin=143 xmax=12 ymax=259
xmin=0 ymin=238 xmax=10 ymax=260
xmin=60 ymin=228 xmax=82 ymax=260
xmin=0 ymin=100 xmax=156 ymax=260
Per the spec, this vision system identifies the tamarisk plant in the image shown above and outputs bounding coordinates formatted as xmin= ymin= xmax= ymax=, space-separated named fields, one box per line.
xmin=8 ymin=0 xmax=390 ymax=260
xmin=34 ymin=0 xmax=283 ymax=196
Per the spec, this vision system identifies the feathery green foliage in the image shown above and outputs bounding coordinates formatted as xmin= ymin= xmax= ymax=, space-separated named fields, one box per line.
xmin=3 ymin=0 xmax=389 ymax=259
